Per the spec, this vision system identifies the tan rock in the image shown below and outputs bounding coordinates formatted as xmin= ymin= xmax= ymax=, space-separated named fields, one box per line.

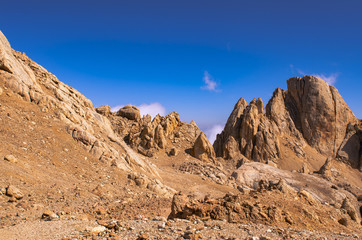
xmin=3 ymin=155 xmax=17 ymax=163
xmin=154 ymin=124 xmax=167 ymax=149
xmin=95 ymin=105 xmax=111 ymax=116
xmin=116 ymin=105 xmax=140 ymax=120
xmin=41 ymin=210 xmax=59 ymax=221
xmin=6 ymin=185 xmax=23 ymax=200
xmin=192 ymin=132 xmax=215 ymax=161
xmin=286 ymin=76 xmax=357 ymax=156
xmin=341 ymin=198 xmax=360 ymax=222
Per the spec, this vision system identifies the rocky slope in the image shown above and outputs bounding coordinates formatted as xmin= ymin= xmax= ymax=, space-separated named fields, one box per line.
xmin=0 ymin=30 xmax=361 ymax=239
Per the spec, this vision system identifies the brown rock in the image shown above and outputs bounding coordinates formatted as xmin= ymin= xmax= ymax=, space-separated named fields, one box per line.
xmin=169 ymin=147 xmax=177 ymax=156
xmin=137 ymin=232 xmax=150 ymax=240
xmin=6 ymin=185 xmax=23 ymax=200
xmin=341 ymin=198 xmax=360 ymax=222
xmin=3 ymin=155 xmax=18 ymax=163
xmin=337 ymin=122 xmax=362 ymax=170
xmin=116 ymin=105 xmax=140 ymax=120
xmin=286 ymin=76 xmax=357 ymax=156
xmin=214 ymin=97 xmax=248 ymax=159
xmin=214 ymin=98 xmax=280 ymax=163
xmin=192 ymin=132 xmax=215 ymax=161
xmin=154 ymin=124 xmax=167 ymax=149
xmin=41 ymin=210 xmax=59 ymax=221
xmin=183 ymin=232 xmax=202 ymax=240
xmin=95 ymin=105 xmax=111 ymax=116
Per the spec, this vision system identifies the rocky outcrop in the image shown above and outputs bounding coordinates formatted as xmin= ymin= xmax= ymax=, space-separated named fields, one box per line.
xmin=214 ymin=98 xmax=280 ymax=163
xmin=191 ymin=132 xmax=216 ymax=162
xmin=215 ymin=76 xmax=358 ymax=169
xmin=0 ymin=30 xmax=161 ymax=181
xmin=109 ymin=110 xmax=202 ymax=158
xmin=95 ymin=105 xmax=111 ymax=116
xmin=232 ymin=162 xmax=357 ymax=207
xmin=116 ymin=105 xmax=140 ymax=120
xmin=337 ymin=122 xmax=362 ymax=170
xmin=285 ymin=76 xmax=357 ymax=156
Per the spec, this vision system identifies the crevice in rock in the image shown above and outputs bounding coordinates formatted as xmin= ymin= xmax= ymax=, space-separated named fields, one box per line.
xmin=0 ymin=63 xmax=13 ymax=74
xmin=329 ymin=86 xmax=338 ymax=157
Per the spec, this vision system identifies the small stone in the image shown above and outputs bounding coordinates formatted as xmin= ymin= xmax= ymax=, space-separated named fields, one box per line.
xmin=6 ymin=185 xmax=23 ymax=199
xmin=91 ymin=225 xmax=106 ymax=234
xmin=169 ymin=147 xmax=177 ymax=156
xmin=152 ymin=216 xmax=167 ymax=222
xmin=183 ymin=231 xmax=202 ymax=240
xmin=338 ymin=217 xmax=349 ymax=226
xmin=4 ymin=155 xmax=18 ymax=163
xmin=41 ymin=210 xmax=59 ymax=221
xmin=137 ymin=232 xmax=150 ymax=240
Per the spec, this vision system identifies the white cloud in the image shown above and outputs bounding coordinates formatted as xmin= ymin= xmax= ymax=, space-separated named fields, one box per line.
xmin=201 ymin=71 xmax=219 ymax=92
xmin=111 ymin=105 xmax=124 ymax=112
xmin=289 ymin=64 xmax=305 ymax=76
xmin=138 ymin=102 xmax=166 ymax=118
xmin=314 ymin=73 xmax=338 ymax=86
xmin=290 ymin=65 xmax=339 ymax=86
xmin=204 ymin=124 xmax=224 ymax=144
xmin=111 ymin=102 xmax=166 ymax=119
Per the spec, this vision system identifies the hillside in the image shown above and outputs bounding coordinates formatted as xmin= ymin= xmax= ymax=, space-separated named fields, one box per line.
xmin=0 ymin=30 xmax=361 ymax=239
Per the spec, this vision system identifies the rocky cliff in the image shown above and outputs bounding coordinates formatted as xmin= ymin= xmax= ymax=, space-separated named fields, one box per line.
xmin=214 ymin=75 xmax=360 ymax=171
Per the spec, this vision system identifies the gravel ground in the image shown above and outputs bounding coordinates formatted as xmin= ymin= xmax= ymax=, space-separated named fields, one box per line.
xmin=2 ymin=218 xmax=358 ymax=240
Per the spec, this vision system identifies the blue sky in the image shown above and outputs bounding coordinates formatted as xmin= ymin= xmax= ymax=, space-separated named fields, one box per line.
xmin=1 ymin=0 xmax=361 ymax=142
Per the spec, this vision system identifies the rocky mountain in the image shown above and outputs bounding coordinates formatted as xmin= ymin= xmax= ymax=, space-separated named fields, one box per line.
xmin=0 ymin=30 xmax=361 ymax=239
xmin=214 ymin=75 xmax=361 ymax=171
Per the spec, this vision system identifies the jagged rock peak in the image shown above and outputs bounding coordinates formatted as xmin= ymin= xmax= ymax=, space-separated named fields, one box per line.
xmin=192 ymin=132 xmax=216 ymax=162
xmin=215 ymin=75 xmax=358 ymax=170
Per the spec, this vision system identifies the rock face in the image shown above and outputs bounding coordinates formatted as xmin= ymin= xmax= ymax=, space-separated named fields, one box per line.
xmin=214 ymin=98 xmax=280 ymax=163
xmin=337 ymin=122 xmax=362 ymax=170
xmin=191 ymin=132 xmax=216 ymax=162
xmin=0 ymin=30 xmax=160 ymax=179
xmin=285 ymin=76 xmax=357 ymax=156
xmin=215 ymin=76 xmax=358 ymax=169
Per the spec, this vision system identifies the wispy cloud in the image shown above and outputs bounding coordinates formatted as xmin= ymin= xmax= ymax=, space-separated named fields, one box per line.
xmin=204 ymin=124 xmax=224 ymax=144
xmin=201 ymin=71 xmax=220 ymax=92
xmin=289 ymin=65 xmax=339 ymax=86
xmin=289 ymin=64 xmax=305 ymax=76
xmin=111 ymin=105 xmax=124 ymax=112
xmin=314 ymin=73 xmax=338 ymax=86
xmin=111 ymin=102 xmax=166 ymax=119
xmin=138 ymin=102 xmax=166 ymax=118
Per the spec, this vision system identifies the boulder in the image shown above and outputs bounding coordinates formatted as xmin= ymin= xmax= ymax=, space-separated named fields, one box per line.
xmin=95 ymin=105 xmax=111 ymax=116
xmin=192 ymin=132 xmax=215 ymax=161
xmin=6 ymin=185 xmax=23 ymax=200
xmin=116 ymin=105 xmax=140 ymax=120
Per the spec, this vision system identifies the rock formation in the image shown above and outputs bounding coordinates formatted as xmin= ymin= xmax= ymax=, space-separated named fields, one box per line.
xmin=0 ymin=30 xmax=160 ymax=178
xmin=215 ymin=75 xmax=359 ymax=170
xmin=103 ymin=109 xmax=202 ymax=158
xmin=214 ymin=98 xmax=280 ymax=163
xmin=191 ymin=132 xmax=215 ymax=162
xmin=337 ymin=121 xmax=362 ymax=170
